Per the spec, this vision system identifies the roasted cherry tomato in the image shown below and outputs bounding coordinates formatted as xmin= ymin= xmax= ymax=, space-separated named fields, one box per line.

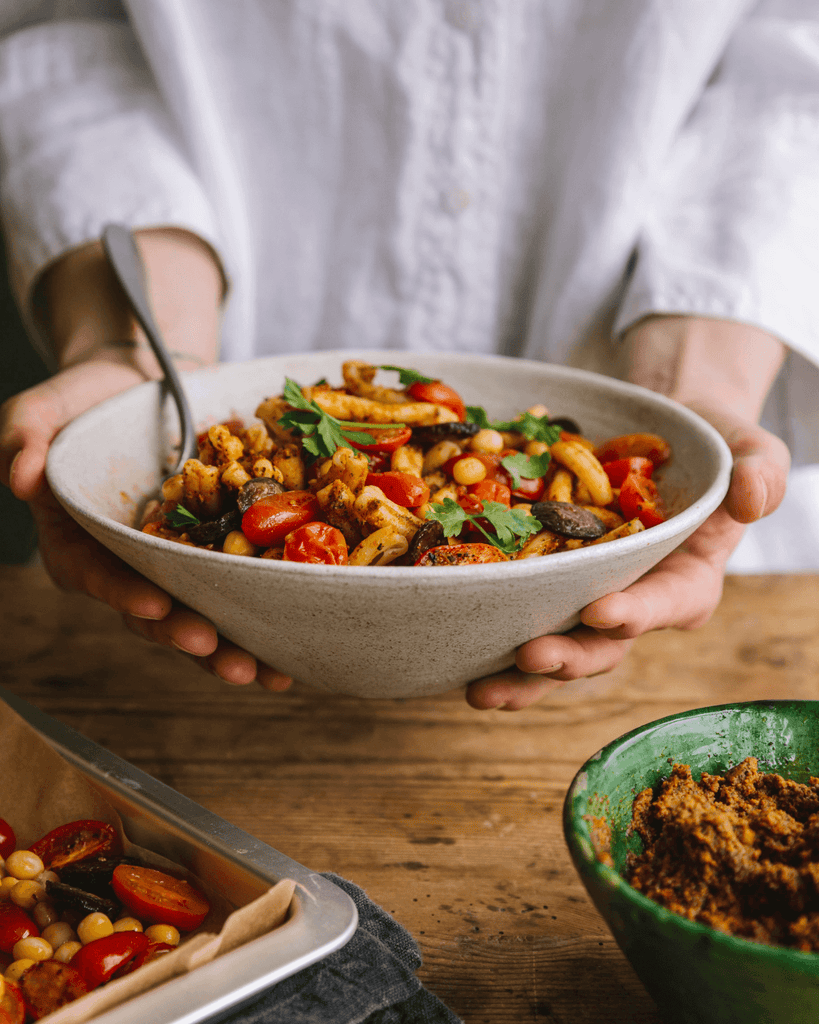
xmin=0 ymin=979 xmax=24 ymax=1024
xmin=467 ymin=479 xmax=512 ymax=507
xmin=241 ymin=490 xmax=320 ymax=548
xmin=29 ymin=820 xmax=120 ymax=871
xmin=366 ymin=471 xmax=430 ymax=509
xmin=0 ymin=819 xmax=16 ymax=860
xmin=619 ymin=472 xmax=666 ymax=528
xmin=283 ymin=522 xmax=349 ymax=565
xmin=0 ymin=903 xmax=38 ymax=954
xmin=347 ymin=425 xmax=412 ymax=454
xmin=601 ymin=456 xmax=654 ymax=488
xmin=407 ymin=380 xmax=467 ymax=421
xmin=17 ymin=961 xmax=89 ymax=1021
xmin=112 ymin=865 xmax=211 ymax=931
xmin=112 ymin=940 xmax=176 ymax=978
xmin=71 ymin=931 xmax=151 ymax=989
xmin=493 ymin=452 xmax=547 ymax=502
xmin=415 ymin=543 xmax=508 ymax=566
xmin=595 ymin=432 xmax=671 ymax=467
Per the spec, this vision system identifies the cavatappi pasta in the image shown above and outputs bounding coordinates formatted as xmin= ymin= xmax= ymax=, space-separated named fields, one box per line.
xmin=139 ymin=360 xmax=672 ymax=566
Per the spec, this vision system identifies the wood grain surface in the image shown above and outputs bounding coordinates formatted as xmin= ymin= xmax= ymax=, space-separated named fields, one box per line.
xmin=2 ymin=564 xmax=818 ymax=1023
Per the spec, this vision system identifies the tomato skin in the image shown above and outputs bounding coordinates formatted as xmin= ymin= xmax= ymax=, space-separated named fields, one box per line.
xmin=29 ymin=820 xmax=120 ymax=871
xmin=0 ymin=904 xmax=38 ymax=955
xmin=407 ymin=380 xmax=467 ymax=421
xmin=0 ymin=819 xmax=16 ymax=861
xmin=347 ymin=426 xmax=412 ymax=454
xmin=602 ymin=456 xmax=654 ymax=488
xmin=493 ymin=453 xmax=547 ymax=502
xmin=112 ymin=865 xmax=210 ymax=931
xmin=415 ymin=543 xmax=508 ymax=566
xmin=0 ymin=979 xmax=25 ymax=1024
xmin=467 ymin=479 xmax=512 ymax=507
xmin=112 ymin=940 xmax=176 ymax=979
xmin=619 ymin=472 xmax=667 ymax=528
xmin=71 ymin=932 xmax=151 ymax=989
xmin=241 ymin=491 xmax=320 ymax=548
xmin=283 ymin=522 xmax=349 ymax=565
xmin=18 ymin=961 xmax=89 ymax=1021
xmin=595 ymin=433 xmax=671 ymax=467
xmin=366 ymin=472 xmax=430 ymax=509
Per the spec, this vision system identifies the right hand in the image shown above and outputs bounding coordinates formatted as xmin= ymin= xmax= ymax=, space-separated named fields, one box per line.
xmin=0 ymin=231 xmax=293 ymax=693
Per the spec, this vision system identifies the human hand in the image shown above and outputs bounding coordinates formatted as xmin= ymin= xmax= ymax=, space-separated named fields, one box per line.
xmin=465 ymin=316 xmax=790 ymax=711
xmin=0 ymin=230 xmax=293 ymax=693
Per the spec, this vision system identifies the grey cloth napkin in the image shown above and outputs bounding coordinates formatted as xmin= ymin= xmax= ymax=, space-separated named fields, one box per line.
xmin=208 ymin=873 xmax=463 ymax=1024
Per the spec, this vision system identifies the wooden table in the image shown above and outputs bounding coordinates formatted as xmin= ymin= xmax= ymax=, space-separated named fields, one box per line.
xmin=2 ymin=564 xmax=818 ymax=1023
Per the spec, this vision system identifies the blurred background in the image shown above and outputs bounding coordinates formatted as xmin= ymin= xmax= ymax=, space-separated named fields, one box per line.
xmin=1 ymin=231 xmax=47 ymax=563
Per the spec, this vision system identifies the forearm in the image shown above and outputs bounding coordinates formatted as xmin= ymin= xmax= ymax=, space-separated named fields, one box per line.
xmin=35 ymin=227 xmax=224 ymax=380
xmin=625 ymin=315 xmax=786 ymax=423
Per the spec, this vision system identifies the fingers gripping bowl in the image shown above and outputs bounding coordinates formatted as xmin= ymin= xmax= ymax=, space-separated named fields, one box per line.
xmin=45 ymin=352 xmax=731 ymax=698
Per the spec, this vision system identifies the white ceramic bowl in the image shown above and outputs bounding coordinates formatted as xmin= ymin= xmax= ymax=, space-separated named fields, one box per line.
xmin=46 ymin=351 xmax=732 ymax=698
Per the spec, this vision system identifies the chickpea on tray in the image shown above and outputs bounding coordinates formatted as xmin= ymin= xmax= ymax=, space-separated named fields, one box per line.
xmin=140 ymin=360 xmax=672 ymax=567
xmin=0 ymin=816 xmax=210 ymax=1022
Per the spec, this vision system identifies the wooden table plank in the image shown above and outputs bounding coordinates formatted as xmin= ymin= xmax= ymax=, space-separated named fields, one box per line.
xmin=2 ymin=565 xmax=818 ymax=1023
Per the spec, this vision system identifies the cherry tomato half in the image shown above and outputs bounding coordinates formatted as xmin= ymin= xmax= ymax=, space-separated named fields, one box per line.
xmin=407 ymin=380 xmax=467 ymax=421
xmin=467 ymin=479 xmax=512 ymax=507
xmin=415 ymin=543 xmax=508 ymax=566
xmin=347 ymin=426 xmax=412 ymax=454
xmin=112 ymin=940 xmax=176 ymax=979
xmin=0 ymin=819 xmax=16 ymax=860
xmin=619 ymin=472 xmax=667 ymax=528
xmin=112 ymin=865 xmax=211 ymax=931
xmin=283 ymin=522 xmax=349 ymax=564
xmin=366 ymin=471 xmax=430 ymax=509
xmin=17 ymin=961 xmax=89 ymax=1021
xmin=493 ymin=452 xmax=547 ymax=502
xmin=241 ymin=490 xmax=320 ymax=548
xmin=29 ymin=820 xmax=120 ymax=871
xmin=0 ymin=979 xmax=24 ymax=1024
xmin=602 ymin=456 xmax=654 ymax=488
xmin=71 ymin=932 xmax=151 ymax=989
xmin=0 ymin=903 xmax=38 ymax=955
xmin=594 ymin=432 xmax=671 ymax=467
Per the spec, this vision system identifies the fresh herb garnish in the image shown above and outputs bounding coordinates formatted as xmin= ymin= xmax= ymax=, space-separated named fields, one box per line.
xmin=278 ymin=378 xmax=405 ymax=458
xmin=466 ymin=406 xmax=562 ymax=446
xmin=379 ymin=365 xmax=436 ymax=387
xmin=500 ymin=451 xmax=552 ymax=489
xmin=166 ymin=504 xmax=201 ymax=530
xmin=425 ymin=497 xmax=542 ymax=555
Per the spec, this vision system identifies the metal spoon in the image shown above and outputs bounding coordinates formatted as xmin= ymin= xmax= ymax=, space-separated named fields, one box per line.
xmin=102 ymin=223 xmax=198 ymax=477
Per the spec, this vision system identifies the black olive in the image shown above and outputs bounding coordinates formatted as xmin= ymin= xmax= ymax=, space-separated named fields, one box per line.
xmin=530 ymin=501 xmax=607 ymax=540
xmin=188 ymin=507 xmax=242 ymax=546
xmin=407 ymin=519 xmax=446 ymax=564
xmin=549 ymin=417 xmax=581 ymax=435
xmin=410 ymin=422 xmax=479 ymax=446
xmin=237 ymin=477 xmax=285 ymax=512
xmin=45 ymin=880 xmax=119 ymax=919
xmin=58 ymin=855 xmax=142 ymax=901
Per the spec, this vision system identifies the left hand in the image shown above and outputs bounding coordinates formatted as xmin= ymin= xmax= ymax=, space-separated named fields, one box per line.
xmin=465 ymin=315 xmax=790 ymax=710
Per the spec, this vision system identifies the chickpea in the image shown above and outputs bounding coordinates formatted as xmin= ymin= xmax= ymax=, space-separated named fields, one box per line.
xmin=524 ymin=439 xmax=550 ymax=457
xmin=42 ymin=922 xmax=77 ymax=949
xmin=470 ymin=428 xmax=504 ymax=454
xmin=5 ymin=851 xmax=44 ymax=880
xmin=52 ymin=940 xmax=83 ymax=964
xmin=5 ymin=959 xmax=35 ymax=983
xmin=10 ymin=880 xmax=47 ymax=910
xmin=77 ymin=912 xmax=114 ymax=945
xmin=222 ymin=530 xmax=258 ymax=557
xmin=144 ymin=923 xmax=180 ymax=946
xmin=0 ymin=877 xmax=16 ymax=899
xmin=12 ymin=937 xmax=52 ymax=962
xmin=452 ymin=457 xmax=487 ymax=486
xmin=113 ymin=917 xmax=144 ymax=933
xmin=526 ymin=403 xmax=549 ymax=418
xmin=36 ymin=869 xmax=60 ymax=887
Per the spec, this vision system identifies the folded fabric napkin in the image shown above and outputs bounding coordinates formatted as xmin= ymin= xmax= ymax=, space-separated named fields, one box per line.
xmin=208 ymin=873 xmax=464 ymax=1024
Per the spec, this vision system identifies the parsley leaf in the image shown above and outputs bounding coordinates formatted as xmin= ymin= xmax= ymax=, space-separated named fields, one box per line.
xmin=425 ymin=497 xmax=542 ymax=555
xmin=166 ymin=504 xmax=201 ymax=530
xmin=500 ymin=451 xmax=552 ymax=489
xmin=466 ymin=406 xmax=562 ymax=446
xmin=379 ymin=365 xmax=435 ymax=387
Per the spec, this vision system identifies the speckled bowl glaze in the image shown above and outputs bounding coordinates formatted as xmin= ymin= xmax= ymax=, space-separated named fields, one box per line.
xmin=46 ymin=351 xmax=731 ymax=698
xmin=564 ymin=701 xmax=819 ymax=1024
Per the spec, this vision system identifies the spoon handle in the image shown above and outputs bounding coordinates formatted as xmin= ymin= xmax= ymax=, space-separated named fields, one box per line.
xmin=102 ymin=224 xmax=198 ymax=477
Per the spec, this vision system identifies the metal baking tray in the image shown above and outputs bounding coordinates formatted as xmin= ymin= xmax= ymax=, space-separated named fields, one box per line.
xmin=0 ymin=685 xmax=358 ymax=1024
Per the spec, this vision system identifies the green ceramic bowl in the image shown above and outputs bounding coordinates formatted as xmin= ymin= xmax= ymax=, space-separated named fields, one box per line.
xmin=563 ymin=701 xmax=819 ymax=1024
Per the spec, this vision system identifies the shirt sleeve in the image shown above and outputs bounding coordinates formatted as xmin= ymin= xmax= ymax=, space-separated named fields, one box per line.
xmin=0 ymin=17 xmax=222 ymax=320
xmin=615 ymin=0 xmax=819 ymax=374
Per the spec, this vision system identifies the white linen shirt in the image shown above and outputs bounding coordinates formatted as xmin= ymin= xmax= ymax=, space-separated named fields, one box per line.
xmin=1 ymin=0 xmax=819 ymax=568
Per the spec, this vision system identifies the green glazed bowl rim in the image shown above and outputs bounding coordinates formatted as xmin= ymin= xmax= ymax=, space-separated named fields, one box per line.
xmin=563 ymin=699 xmax=819 ymax=966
